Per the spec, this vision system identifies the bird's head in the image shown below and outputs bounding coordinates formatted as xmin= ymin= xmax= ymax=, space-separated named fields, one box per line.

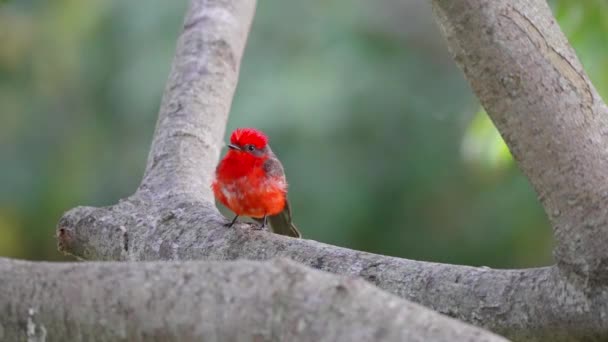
xmin=227 ymin=128 xmax=269 ymax=157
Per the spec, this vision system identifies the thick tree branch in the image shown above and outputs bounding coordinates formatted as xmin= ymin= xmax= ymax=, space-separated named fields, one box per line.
xmin=0 ymin=257 xmax=506 ymax=342
xmin=57 ymin=200 xmax=608 ymax=341
xmin=140 ymin=0 xmax=255 ymax=201
xmin=432 ymin=0 xmax=608 ymax=282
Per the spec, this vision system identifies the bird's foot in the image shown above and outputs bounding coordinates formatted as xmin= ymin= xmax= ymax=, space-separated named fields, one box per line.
xmin=225 ymin=215 xmax=239 ymax=228
xmin=252 ymin=216 xmax=269 ymax=231
xmin=249 ymin=223 xmax=266 ymax=231
xmin=248 ymin=215 xmax=269 ymax=231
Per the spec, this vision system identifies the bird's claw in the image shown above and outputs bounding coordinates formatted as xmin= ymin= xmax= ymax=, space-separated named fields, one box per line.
xmin=225 ymin=215 xmax=240 ymax=228
xmin=250 ymin=222 xmax=267 ymax=231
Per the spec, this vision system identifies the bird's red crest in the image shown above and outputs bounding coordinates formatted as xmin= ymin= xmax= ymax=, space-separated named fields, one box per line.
xmin=230 ymin=128 xmax=269 ymax=149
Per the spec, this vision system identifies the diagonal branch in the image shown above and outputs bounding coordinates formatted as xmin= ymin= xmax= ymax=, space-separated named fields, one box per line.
xmin=140 ymin=0 xmax=255 ymax=201
xmin=0 ymin=257 xmax=506 ymax=342
xmin=432 ymin=0 xmax=608 ymax=282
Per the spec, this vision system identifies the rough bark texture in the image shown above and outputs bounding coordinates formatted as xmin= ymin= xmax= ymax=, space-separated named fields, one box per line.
xmin=432 ymin=0 xmax=608 ymax=283
xmin=57 ymin=199 xmax=608 ymax=341
xmin=0 ymin=257 xmax=506 ymax=342
xmin=32 ymin=0 xmax=608 ymax=340
xmin=140 ymin=0 xmax=255 ymax=201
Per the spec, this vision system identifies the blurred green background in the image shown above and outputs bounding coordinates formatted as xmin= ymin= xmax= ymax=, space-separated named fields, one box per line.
xmin=1 ymin=0 xmax=606 ymax=267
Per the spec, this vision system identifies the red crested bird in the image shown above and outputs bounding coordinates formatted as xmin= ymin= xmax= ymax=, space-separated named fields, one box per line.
xmin=212 ymin=128 xmax=301 ymax=238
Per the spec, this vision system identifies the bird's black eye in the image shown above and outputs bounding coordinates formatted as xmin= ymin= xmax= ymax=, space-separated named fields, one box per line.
xmin=246 ymin=145 xmax=255 ymax=152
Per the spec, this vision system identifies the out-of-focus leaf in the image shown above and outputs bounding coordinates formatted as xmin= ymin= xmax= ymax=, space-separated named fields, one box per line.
xmin=461 ymin=108 xmax=513 ymax=171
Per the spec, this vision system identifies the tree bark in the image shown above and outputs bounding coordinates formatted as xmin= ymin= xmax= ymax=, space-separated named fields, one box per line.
xmin=57 ymin=197 xmax=608 ymax=341
xmin=139 ymin=0 xmax=255 ymax=201
xmin=0 ymin=257 xmax=506 ymax=342
xmin=27 ymin=0 xmax=608 ymax=340
xmin=432 ymin=0 xmax=608 ymax=284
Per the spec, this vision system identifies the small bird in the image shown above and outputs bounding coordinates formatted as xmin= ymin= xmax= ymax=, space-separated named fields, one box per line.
xmin=212 ymin=128 xmax=301 ymax=238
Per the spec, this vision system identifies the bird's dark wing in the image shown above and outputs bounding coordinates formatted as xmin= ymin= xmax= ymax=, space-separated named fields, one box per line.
xmin=267 ymin=198 xmax=301 ymax=238
xmin=262 ymin=150 xmax=285 ymax=178
xmin=256 ymin=151 xmax=301 ymax=238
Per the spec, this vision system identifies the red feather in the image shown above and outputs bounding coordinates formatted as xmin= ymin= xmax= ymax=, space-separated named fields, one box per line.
xmin=230 ymin=128 xmax=268 ymax=149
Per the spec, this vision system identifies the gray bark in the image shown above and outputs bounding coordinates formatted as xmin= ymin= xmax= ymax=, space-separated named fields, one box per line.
xmin=0 ymin=257 xmax=506 ymax=342
xmin=432 ymin=0 xmax=608 ymax=284
xmin=9 ymin=0 xmax=607 ymax=340
xmin=57 ymin=197 xmax=608 ymax=341
xmin=140 ymin=0 xmax=255 ymax=201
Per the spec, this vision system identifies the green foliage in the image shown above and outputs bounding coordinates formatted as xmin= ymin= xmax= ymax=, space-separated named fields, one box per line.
xmin=461 ymin=108 xmax=512 ymax=172
xmin=553 ymin=0 xmax=608 ymax=98
xmin=0 ymin=0 xmax=604 ymax=267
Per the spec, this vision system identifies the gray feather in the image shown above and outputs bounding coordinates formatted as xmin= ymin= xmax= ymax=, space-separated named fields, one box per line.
xmin=254 ymin=149 xmax=301 ymax=238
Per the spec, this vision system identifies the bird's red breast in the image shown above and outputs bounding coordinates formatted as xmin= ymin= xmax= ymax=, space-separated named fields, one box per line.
xmin=212 ymin=128 xmax=287 ymax=218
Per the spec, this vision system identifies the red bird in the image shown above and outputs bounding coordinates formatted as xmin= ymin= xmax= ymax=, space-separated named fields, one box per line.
xmin=212 ymin=128 xmax=301 ymax=238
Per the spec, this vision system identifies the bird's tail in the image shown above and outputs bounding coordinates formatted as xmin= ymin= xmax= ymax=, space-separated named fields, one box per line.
xmin=268 ymin=213 xmax=301 ymax=238
xmin=268 ymin=199 xmax=301 ymax=238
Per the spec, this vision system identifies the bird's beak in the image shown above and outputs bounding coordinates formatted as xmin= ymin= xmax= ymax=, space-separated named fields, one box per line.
xmin=228 ymin=144 xmax=241 ymax=151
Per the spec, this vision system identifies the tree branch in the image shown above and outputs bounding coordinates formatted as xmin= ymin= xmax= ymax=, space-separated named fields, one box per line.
xmin=431 ymin=0 xmax=608 ymax=282
xmin=57 ymin=199 xmax=608 ymax=341
xmin=0 ymin=257 xmax=506 ymax=342
xmin=140 ymin=0 xmax=255 ymax=201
